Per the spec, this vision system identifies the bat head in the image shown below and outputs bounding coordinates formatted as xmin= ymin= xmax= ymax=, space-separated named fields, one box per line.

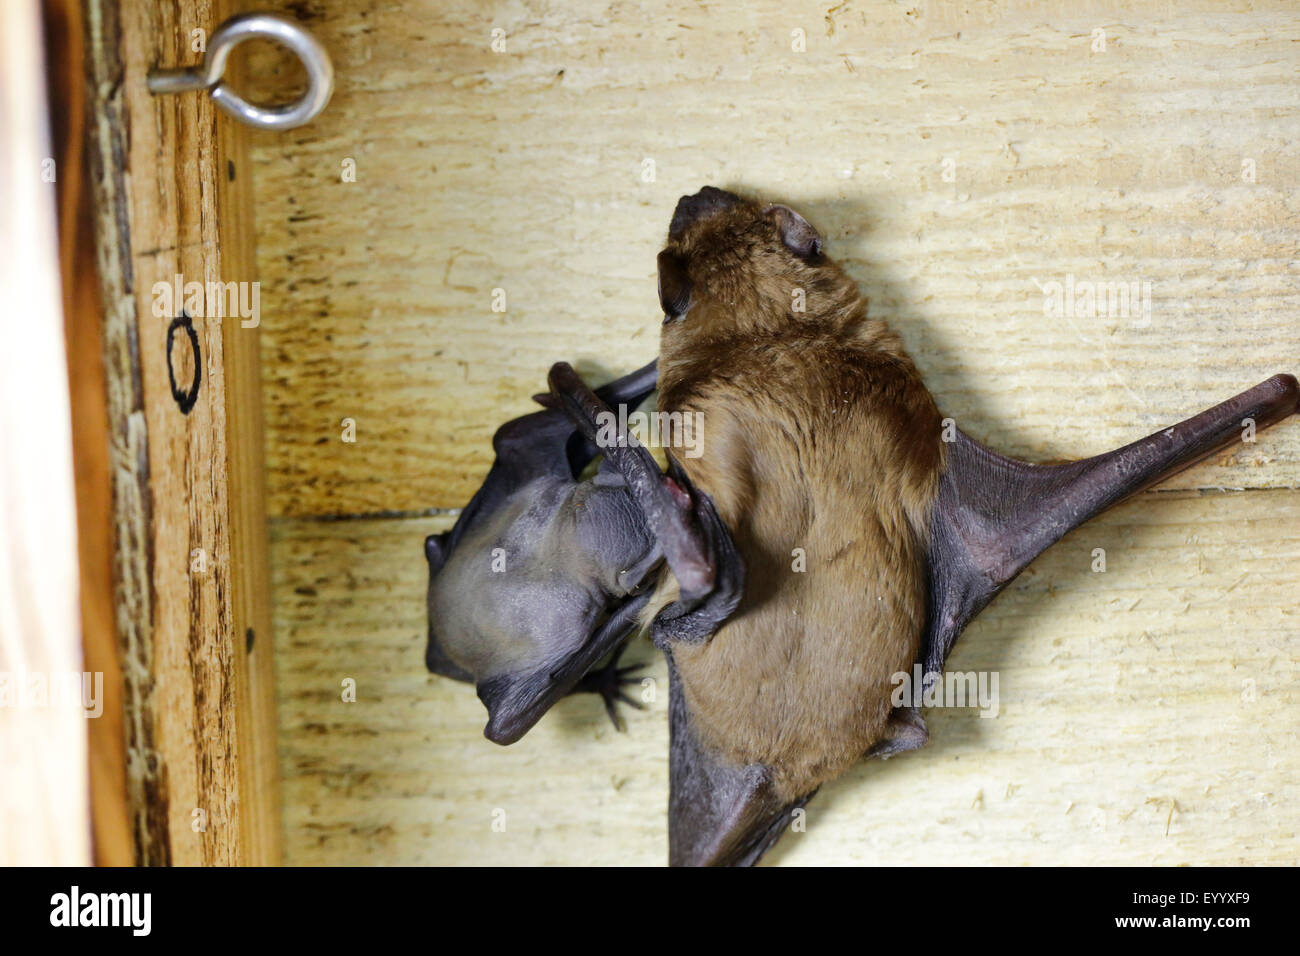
xmin=657 ymin=186 xmax=860 ymax=348
xmin=423 ymin=530 xmax=472 ymax=682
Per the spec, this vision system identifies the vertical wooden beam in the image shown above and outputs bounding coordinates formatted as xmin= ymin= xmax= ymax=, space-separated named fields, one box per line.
xmin=83 ymin=0 xmax=281 ymax=865
xmin=216 ymin=21 xmax=282 ymax=868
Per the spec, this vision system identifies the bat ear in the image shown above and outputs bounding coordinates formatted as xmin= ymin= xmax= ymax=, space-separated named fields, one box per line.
xmin=657 ymin=250 xmax=692 ymax=321
xmin=763 ymin=203 xmax=822 ymax=259
xmin=424 ymin=531 xmax=450 ymax=571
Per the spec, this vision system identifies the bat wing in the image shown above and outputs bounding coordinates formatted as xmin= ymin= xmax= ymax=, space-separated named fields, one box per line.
xmin=665 ymin=656 xmax=812 ymax=867
xmin=552 ymin=364 xmax=765 ymax=864
xmin=664 ymin=666 xmax=924 ymax=867
xmin=476 ymin=591 xmax=652 ymax=744
xmin=922 ymin=373 xmax=1299 ymax=676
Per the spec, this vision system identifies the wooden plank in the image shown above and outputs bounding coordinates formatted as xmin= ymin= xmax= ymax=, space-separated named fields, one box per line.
xmin=215 ymin=18 xmax=284 ymax=869
xmin=0 ymin=0 xmax=89 ymax=866
xmin=84 ymin=0 xmax=281 ymax=864
xmin=246 ymin=0 xmax=1300 ymax=519
xmin=270 ymin=490 xmax=1300 ymax=864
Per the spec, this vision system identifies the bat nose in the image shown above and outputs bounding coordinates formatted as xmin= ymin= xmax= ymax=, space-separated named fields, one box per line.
xmin=669 ymin=186 xmax=742 ymax=239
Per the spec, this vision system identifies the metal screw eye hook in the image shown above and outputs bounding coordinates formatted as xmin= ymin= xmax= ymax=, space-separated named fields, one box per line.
xmin=147 ymin=12 xmax=333 ymax=131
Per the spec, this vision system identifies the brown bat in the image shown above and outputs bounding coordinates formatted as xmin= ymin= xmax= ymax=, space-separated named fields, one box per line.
xmin=647 ymin=185 xmax=1299 ymax=866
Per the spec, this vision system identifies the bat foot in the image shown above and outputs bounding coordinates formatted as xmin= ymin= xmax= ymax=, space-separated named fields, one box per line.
xmin=571 ymin=643 xmax=647 ymax=732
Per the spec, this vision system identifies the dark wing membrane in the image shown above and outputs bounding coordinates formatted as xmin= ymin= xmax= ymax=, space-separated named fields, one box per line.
xmin=665 ymin=656 xmax=811 ymax=867
xmin=923 ymin=374 xmax=1299 ymax=675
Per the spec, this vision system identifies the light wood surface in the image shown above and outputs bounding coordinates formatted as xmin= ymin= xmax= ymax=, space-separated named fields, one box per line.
xmin=247 ymin=0 xmax=1300 ymax=519
xmin=84 ymin=0 xmax=281 ymax=864
xmin=271 ymin=492 xmax=1299 ymax=865
xmin=237 ymin=0 xmax=1299 ymax=864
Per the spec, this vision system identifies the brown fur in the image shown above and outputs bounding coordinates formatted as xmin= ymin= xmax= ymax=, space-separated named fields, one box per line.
xmin=650 ymin=194 xmax=945 ymax=801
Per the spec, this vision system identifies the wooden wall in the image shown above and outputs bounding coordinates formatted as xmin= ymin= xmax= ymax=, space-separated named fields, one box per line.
xmin=245 ymin=0 xmax=1300 ymax=864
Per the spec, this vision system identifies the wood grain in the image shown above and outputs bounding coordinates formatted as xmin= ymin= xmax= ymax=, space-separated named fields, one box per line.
xmin=246 ymin=0 xmax=1300 ymax=519
xmin=84 ymin=0 xmax=281 ymax=864
xmin=271 ymin=491 xmax=1299 ymax=864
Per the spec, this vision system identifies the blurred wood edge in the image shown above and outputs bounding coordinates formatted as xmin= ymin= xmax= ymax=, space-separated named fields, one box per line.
xmin=42 ymin=0 xmax=132 ymax=867
xmin=0 ymin=0 xmax=89 ymax=866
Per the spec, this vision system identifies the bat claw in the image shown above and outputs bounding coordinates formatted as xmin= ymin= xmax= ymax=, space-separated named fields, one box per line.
xmin=572 ymin=644 xmax=648 ymax=732
xmin=603 ymin=696 xmax=624 ymax=733
xmin=615 ymin=690 xmax=646 ymax=710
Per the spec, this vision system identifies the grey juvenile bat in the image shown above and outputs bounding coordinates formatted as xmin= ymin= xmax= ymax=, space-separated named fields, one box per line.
xmin=648 ymin=185 xmax=1299 ymax=866
xmin=424 ymin=360 xmax=742 ymax=744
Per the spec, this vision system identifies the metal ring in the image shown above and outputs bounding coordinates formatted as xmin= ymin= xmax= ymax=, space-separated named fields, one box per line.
xmin=147 ymin=12 xmax=333 ymax=131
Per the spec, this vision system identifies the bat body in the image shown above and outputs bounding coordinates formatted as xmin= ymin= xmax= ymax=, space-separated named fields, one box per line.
xmin=420 ymin=185 xmax=1297 ymax=867
xmin=425 ymin=360 xmax=742 ymax=744
xmin=649 ymin=187 xmax=944 ymax=862
xmin=649 ymin=186 xmax=1300 ymax=866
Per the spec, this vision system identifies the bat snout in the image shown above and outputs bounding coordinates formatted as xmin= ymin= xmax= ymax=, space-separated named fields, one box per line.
xmin=669 ymin=186 xmax=743 ymax=239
